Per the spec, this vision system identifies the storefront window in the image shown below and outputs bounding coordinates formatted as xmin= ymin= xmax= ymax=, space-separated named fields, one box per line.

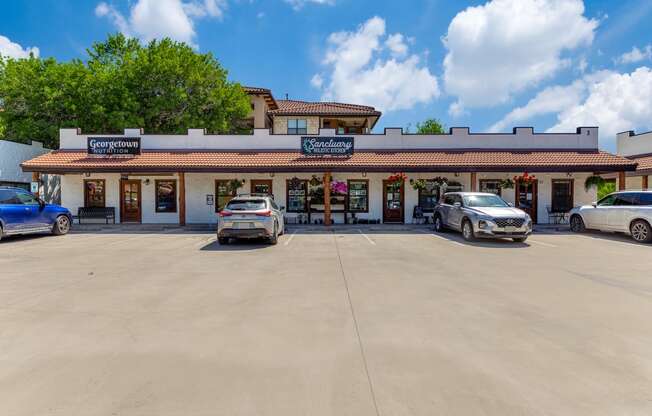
xmin=446 ymin=181 xmax=464 ymax=193
xmin=155 ymin=180 xmax=177 ymax=213
xmin=551 ymin=180 xmax=573 ymax=212
xmin=286 ymin=179 xmax=308 ymax=212
xmin=288 ymin=119 xmax=307 ymax=135
xmin=84 ymin=179 xmax=105 ymax=207
xmin=418 ymin=181 xmax=441 ymax=212
xmin=347 ymin=180 xmax=368 ymax=212
xmin=215 ymin=180 xmax=237 ymax=212
xmin=479 ymin=179 xmax=502 ymax=196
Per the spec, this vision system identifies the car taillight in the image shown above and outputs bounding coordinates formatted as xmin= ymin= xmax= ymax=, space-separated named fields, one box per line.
xmin=218 ymin=211 xmax=232 ymax=217
xmin=256 ymin=210 xmax=272 ymax=217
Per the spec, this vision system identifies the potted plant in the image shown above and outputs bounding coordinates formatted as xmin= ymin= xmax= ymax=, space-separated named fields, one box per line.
xmin=514 ymin=172 xmax=537 ymax=184
xmin=584 ymin=175 xmax=605 ymax=191
xmin=500 ymin=178 xmax=515 ymax=189
xmin=227 ymin=179 xmax=245 ymax=193
xmin=387 ymin=172 xmax=408 ymax=190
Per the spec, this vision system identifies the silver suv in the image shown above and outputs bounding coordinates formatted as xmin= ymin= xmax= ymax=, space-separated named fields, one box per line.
xmin=217 ymin=195 xmax=285 ymax=245
xmin=569 ymin=190 xmax=652 ymax=243
xmin=434 ymin=192 xmax=532 ymax=242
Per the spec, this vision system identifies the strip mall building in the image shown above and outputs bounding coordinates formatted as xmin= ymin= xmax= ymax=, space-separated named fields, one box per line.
xmin=22 ymin=87 xmax=637 ymax=225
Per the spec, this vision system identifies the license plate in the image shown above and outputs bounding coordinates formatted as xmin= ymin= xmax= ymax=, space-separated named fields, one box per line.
xmin=234 ymin=222 xmax=252 ymax=229
xmin=504 ymin=226 xmax=516 ymax=233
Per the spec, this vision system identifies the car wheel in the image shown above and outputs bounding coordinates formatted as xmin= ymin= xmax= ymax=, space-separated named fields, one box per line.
xmin=434 ymin=215 xmax=445 ymax=233
xmin=513 ymin=237 xmax=528 ymax=243
xmin=269 ymin=222 xmax=278 ymax=245
xmin=218 ymin=237 xmax=229 ymax=245
xmin=462 ymin=219 xmax=476 ymax=242
xmin=569 ymin=215 xmax=585 ymax=233
xmin=630 ymin=220 xmax=652 ymax=243
xmin=0 ymin=224 xmax=3 ymax=242
xmin=52 ymin=215 xmax=71 ymax=235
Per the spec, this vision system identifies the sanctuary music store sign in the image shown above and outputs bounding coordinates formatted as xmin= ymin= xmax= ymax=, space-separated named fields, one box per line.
xmin=301 ymin=136 xmax=354 ymax=156
xmin=87 ymin=137 xmax=141 ymax=156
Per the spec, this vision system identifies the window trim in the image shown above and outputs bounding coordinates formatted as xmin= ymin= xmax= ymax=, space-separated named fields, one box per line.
xmin=417 ymin=180 xmax=442 ymax=212
xmin=551 ymin=179 xmax=574 ymax=213
xmin=478 ymin=179 xmax=503 ymax=196
xmin=346 ymin=179 xmax=369 ymax=213
xmin=285 ymin=179 xmax=308 ymax=213
xmin=215 ymin=179 xmax=238 ymax=212
xmin=287 ymin=118 xmax=308 ymax=135
xmin=84 ymin=179 xmax=106 ymax=208
xmin=154 ymin=179 xmax=177 ymax=213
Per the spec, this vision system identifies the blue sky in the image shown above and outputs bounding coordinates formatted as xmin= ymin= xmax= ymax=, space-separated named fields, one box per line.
xmin=2 ymin=0 xmax=652 ymax=150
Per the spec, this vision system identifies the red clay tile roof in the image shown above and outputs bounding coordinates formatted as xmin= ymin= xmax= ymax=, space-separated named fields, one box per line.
xmin=22 ymin=150 xmax=636 ymax=173
xmin=243 ymin=86 xmax=278 ymax=110
xmin=269 ymin=100 xmax=381 ymax=117
xmin=629 ymin=154 xmax=652 ymax=173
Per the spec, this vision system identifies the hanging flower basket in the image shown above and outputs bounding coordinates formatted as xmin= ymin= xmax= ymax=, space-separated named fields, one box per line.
xmin=409 ymin=179 xmax=427 ymax=191
xmin=584 ymin=175 xmax=605 ymax=191
xmin=514 ymin=172 xmax=536 ymax=184
xmin=500 ymin=178 xmax=515 ymax=189
xmin=387 ymin=172 xmax=407 ymax=190
xmin=330 ymin=180 xmax=348 ymax=195
xmin=309 ymin=175 xmax=323 ymax=187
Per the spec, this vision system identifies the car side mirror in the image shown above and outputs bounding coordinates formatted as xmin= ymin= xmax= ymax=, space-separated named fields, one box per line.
xmin=591 ymin=202 xmax=597 ymax=208
xmin=38 ymin=198 xmax=46 ymax=209
xmin=453 ymin=202 xmax=462 ymax=209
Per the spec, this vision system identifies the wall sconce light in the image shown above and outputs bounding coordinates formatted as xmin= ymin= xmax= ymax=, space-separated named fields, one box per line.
xmin=269 ymin=173 xmax=275 ymax=178
xmin=454 ymin=172 xmax=460 ymax=177
xmin=566 ymin=172 xmax=573 ymax=177
xmin=362 ymin=172 xmax=367 ymax=177
xmin=144 ymin=179 xmax=151 ymax=186
xmin=84 ymin=172 xmax=91 ymax=177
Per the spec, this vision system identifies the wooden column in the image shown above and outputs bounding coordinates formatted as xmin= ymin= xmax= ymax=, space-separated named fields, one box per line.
xmin=642 ymin=175 xmax=649 ymax=190
xmin=323 ymin=172 xmax=331 ymax=226
xmin=178 ymin=172 xmax=186 ymax=226
xmin=618 ymin=171 xmax=626 ymax=191
xmin=470 ymin=172 xmax=477 ymax=192
xmin=31 ymin=172 xmax=40 ymax=198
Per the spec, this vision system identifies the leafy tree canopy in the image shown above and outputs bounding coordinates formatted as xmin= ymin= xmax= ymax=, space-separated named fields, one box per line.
xmin=0 ymin=34 xmax=251 ymax=148
xmin=415 ymin=118 xmax=446 ymax=134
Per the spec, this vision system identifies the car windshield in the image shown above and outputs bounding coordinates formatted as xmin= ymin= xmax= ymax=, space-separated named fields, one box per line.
xmin=225 ymin=199 xmax=267 ymax=211
xmin=463 ymin=194 xmax=509 ymax=208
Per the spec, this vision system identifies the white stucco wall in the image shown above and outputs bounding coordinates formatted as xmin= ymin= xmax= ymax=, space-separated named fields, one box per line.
xmin=0 ymin=140 xmax=50 ymax=183
xmin=58 ymin=127 xmax=600 ymax=151
xmin=61 ymin=171 xmax=596 ymax=225
xmin=617 ymin=130 xmax=652 ymax=157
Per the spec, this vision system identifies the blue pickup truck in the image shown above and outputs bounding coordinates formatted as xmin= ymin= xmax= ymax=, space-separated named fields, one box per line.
xmin=0 ymin=187 xmax=72 ymax=242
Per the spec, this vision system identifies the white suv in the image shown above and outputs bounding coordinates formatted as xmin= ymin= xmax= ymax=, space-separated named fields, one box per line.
xmin=217 ymin=195 xmax=285 ymax=245
xmin=569 ymin=190 xmax=652 ymax=243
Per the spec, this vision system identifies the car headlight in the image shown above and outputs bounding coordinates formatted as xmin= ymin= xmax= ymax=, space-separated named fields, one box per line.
xmin=478 ymin=217 xmax=493 ymax=229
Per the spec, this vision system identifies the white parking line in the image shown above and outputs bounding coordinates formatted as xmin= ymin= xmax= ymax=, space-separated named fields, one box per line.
xmin=417 ymin=229 xmax=466 ymax=247
xmin=527 ymin=239 xmax=557 ymax=248
xmin=356 ymin=229 xmax=376 ymax=245
xmin=283 ymin=230 xmax=297 ymax=246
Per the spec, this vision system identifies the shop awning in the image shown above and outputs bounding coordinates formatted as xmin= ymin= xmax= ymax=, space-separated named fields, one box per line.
xmin=21 ymin=149 xmax=637 ymax=173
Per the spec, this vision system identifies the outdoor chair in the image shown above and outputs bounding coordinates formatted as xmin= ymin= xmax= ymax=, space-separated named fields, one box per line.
xmin=412 ymin=206 xmax=426 ymax=224
xmin=546 ymin=205 xmax=567 ymax=225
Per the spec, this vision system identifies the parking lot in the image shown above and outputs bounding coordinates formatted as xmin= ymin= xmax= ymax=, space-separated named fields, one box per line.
xmin=1 ymin=227 xmax=652 ymax=415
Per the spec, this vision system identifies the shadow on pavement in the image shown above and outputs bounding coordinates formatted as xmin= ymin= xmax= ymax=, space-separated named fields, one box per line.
xmin=575 ymin=230 xmax=651 ymax=247
xmin=200 ymin=238 xmax=273 ymax=251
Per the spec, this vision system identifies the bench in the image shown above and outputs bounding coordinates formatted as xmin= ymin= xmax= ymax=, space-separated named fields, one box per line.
xmin=77 ymin=207 xmax=116 ymax=224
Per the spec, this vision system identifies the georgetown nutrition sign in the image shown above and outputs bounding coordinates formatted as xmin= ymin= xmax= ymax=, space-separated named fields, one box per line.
xmin=301 ymin=136 xmax=354 ymax=156
xmin=88 ymin=137 xmax=141 ymax=156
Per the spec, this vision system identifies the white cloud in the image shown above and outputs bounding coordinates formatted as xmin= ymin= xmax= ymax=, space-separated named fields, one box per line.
xmin=443 ymin=0 xmax=598 ymax=109
xmin=0 ymin=35 xmax=39 ymax=59
xmin=284 ymin=0 xmax=335 ymax=10
xmin=385 ymin=33 xmax=408 ymax=58
xmin=549 ymin=67 xmax=652 ymax=147
xmin=310 ymin=73 xmax=324 ymax=89
xmin=312 ymin=16 xmax=439 ymax=112
xmin=615 ymin=45 xmax=652 ymax=65
xmin=95 ymin=0 xmax=226 ymax=47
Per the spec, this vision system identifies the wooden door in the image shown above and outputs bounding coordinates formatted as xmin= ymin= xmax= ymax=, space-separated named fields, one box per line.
xmin=383 ymin=180 xmax=404 ymax=223
xmin=120 ymin=179 xmax=142 ymax=223
xmin=250 ymin=180 xmax=273 ymax=196
xmin=515 ymin=180 xmax=537 ymax=223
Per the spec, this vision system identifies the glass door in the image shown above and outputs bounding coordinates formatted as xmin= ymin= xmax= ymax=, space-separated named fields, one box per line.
xmin=250 ymin=180 xmax=273 ymax=196
xmin=121 ymin=179 xmax=141 ymax=223
xmin=515 ymin=180 xmax=537 ymax=223
xmin=383 ymin=180 xmax=404 ymax=223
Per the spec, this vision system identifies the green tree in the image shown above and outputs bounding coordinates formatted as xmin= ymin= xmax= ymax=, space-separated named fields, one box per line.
xmin=415 ymin=118 xmax=446 ymax=134
xmin=0 ymin=34 xmax=251 ymax=148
